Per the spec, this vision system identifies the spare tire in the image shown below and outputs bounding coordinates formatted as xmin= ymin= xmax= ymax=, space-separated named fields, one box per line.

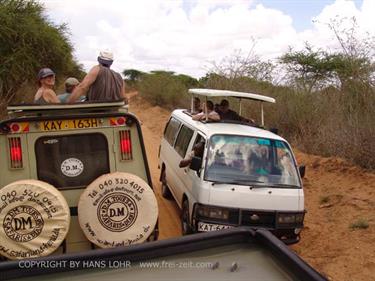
xmin=78 ymin=172 xmax=158 ymax=248
xmin=0 ymin=180 xmax=70 ymax=260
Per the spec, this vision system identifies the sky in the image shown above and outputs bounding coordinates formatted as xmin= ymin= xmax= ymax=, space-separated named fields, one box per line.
xmin=40 ymin=0 xmax=374 ymax=78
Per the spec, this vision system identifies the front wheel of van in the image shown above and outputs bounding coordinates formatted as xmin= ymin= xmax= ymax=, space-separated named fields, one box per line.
xmin=182 ymin=199 xmax=193 ymax=235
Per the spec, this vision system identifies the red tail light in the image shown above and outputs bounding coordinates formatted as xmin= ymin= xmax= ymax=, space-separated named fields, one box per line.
xmin=119 ymin=130 xmax=132 ymax=160
xmin=8 ymin=137 xmax=23 ymax=168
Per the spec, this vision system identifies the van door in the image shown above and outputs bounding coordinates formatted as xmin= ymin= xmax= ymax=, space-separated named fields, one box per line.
xmin=172 ymin=125 xmax=194 ymax=205
xmin=160 ymin=117 xmax=181 ymax=200
xmin=181 ymin=133 xmax=205 ymax=198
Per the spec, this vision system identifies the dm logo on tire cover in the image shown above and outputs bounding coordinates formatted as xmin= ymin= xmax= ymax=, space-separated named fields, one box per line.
xmin=78 ymin=172 xmax=158 ymax=248
xmin=3 ymin=205 xmax=44 ymax=242
xmin=0 ymin=180 xmax=70 ymax=260
xmin=97 ymin=193 xmax=138 ymax=232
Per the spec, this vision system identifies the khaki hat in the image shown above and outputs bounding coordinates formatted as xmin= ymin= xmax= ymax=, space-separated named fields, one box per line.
xmin=65 ymin=77 xmax=79 ymax=86
xmin=98 ymin=49 xmax=114 ymax=67
xmin=99 ymin=49 xmax=114 ymax=61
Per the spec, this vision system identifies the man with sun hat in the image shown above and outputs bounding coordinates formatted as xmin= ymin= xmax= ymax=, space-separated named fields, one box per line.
xmin=68 ymin=49 xmax=125 ymax=102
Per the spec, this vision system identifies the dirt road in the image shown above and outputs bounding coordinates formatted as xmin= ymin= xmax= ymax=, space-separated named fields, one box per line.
xmin=129 ymin=94 xmax=375 ymax=281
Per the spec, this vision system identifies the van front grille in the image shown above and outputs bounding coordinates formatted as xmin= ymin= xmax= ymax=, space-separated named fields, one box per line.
xmin=240 ymin=210 xmax=275 ymax=228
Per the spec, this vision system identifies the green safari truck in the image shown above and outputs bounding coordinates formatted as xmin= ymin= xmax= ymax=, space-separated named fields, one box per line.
xmin=0 ymin=101 xmax=158 ymax=260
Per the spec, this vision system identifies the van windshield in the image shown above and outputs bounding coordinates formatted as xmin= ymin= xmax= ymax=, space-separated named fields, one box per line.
xmin=205 ymin=135 xmax=301 ymax=188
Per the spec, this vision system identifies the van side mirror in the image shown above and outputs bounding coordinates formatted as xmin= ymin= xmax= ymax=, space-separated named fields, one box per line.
xmin=299 ymin=165 xmax=306 ymax=178
xmin=190 ymin=156 xmax=202 ymax=172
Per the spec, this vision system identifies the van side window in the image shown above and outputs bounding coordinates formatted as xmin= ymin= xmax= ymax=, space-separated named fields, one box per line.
xmin=164 ymin=117 xmax=181 ymax=145
xmin=174 ymin=125 xmax=194 ymax=158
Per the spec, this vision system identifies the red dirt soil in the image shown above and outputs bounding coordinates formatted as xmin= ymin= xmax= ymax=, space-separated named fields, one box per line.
xmin=128 ymin=93 xmax=375 ymax=281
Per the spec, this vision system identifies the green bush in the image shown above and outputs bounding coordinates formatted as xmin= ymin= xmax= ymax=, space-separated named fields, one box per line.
xmin=0 ymin=0 xmax=83 ymax=107
xmin=138 ymin=72 xmax=192 ymax=110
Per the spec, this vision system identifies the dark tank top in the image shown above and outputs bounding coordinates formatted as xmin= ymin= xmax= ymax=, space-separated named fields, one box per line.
xmin=87 ymin=66 xmax=123 ymax=101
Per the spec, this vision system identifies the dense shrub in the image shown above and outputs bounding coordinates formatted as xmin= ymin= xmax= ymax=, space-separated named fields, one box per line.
xmin=137 ymin=71 xmax=197 ymax=110
xmin=0 ymin=0 xmax=83 ymax=109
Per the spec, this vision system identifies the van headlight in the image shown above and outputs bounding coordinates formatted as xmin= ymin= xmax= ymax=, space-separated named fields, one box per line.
xmin=277 ymin=213 xmax=304 ymax=224
xmin=196 ymin=205 xmax=229 ymax=220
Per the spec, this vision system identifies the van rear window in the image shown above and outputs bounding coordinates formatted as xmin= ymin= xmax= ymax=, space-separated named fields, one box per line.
xmin=35 ymin=133 xmax=110 ymax=189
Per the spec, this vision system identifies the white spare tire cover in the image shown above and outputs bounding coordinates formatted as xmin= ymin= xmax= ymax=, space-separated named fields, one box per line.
xmin=78 ymin=172 xmax=158 ymax=248
xmin=0 ymin=180 xmax=70 ymax=260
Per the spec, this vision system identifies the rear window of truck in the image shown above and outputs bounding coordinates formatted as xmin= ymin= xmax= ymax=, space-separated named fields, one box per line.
xmin=35 ymin=133 xmax=110 ymax=189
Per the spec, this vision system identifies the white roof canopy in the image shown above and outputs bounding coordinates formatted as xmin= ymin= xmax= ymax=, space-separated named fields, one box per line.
xmin=188 ymin=88 xmax=275 ymax=103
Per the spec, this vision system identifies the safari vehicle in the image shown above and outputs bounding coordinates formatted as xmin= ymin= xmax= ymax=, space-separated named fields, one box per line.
xmin=159 ymin=89 xmax=306 ymax=244
xmin=0 ymin=101 xmax=158 ymax=261
xmin=0 ymin=228 xmax=327 ymax=281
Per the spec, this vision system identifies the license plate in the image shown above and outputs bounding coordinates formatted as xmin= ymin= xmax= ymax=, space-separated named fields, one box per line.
xmin=197 ymin=222 xmax=233 ymax=232
xmin=40 ymin=119 xmax=98 ymax=131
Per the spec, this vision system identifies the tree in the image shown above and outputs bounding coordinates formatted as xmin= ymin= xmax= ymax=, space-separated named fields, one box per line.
xmin=280 ymin=45 xmax=337 ymax=93
xmin=175 ymin=74 xmax=199 ymax=88
xmin=0 ymin=0 xmax=83 ymax=105
xmin=280 ymin=17 xmax=375 ymax=92
xmin=122 ymin=69 xmax=145 ymax=82
xmin=210 ymin=48 xmax=276 ymax=83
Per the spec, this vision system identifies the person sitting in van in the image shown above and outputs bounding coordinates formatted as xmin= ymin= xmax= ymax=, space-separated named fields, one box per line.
xmin=192 ymin=101 xmax=220 ymax=121
xmin=218 ymin=99 xmax=255 ymax=124
xmin=34 ymin=68 xmax=60 ymax=104
xmin=57 ymin=77 xmax=85 ymax=103
xmin=248 ymin=145 xmax=271 ymax=176
xmin=179 ymin=141 xmax=205 ymax=168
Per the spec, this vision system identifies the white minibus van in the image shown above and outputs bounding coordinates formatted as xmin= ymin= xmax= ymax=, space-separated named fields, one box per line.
xmin=159 ymin=89 xmax=305 ymax=244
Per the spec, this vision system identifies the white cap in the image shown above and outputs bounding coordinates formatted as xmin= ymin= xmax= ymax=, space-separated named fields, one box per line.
xmin=99 ymin=49 xmax=114 ymax=61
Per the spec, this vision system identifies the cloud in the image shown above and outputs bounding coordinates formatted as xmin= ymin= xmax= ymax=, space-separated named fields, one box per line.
xmin=40 ymin=0 xmax=374 ymax=78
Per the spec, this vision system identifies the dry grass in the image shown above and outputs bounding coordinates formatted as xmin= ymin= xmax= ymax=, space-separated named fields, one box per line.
xmin=350 ymin=219 xmax=370 ymax=230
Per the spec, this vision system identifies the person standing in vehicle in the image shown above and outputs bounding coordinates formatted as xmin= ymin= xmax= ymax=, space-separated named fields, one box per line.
xmin=67 ymin=50 xmax=126 ymax=102
xmin=34 ymin=68 xmax=60 ymax=104
xmin=192 ymin=101 xmax=220 ymax=121
xmin=58 ymin=77 xmax=84 ymax=103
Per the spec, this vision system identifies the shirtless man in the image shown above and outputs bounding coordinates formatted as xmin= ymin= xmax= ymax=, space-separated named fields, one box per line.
xmin=34 ymin=68 xmax=60 ymax=104
xmin=67 ymin=50 xmax=125 ymax=103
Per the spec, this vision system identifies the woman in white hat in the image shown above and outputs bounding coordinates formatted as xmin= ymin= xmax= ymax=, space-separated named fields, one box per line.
xmin=34 ymin=68 xmax=60 ymax=104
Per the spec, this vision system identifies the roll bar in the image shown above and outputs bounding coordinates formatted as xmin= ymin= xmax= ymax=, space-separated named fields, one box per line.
xmin=189 ymin=88 xmax=275 ymax=126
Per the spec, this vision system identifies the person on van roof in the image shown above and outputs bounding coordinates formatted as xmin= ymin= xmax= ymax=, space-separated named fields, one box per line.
xmin=34 ymin=68 xmax=60 ymax=104
xmin=67 ymin=50 xmax=126 ymax=103
xmin=192 ymin=100 xmax=220 ymax=121
xmin=179 ymin=141 xmax=205 ymax=168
